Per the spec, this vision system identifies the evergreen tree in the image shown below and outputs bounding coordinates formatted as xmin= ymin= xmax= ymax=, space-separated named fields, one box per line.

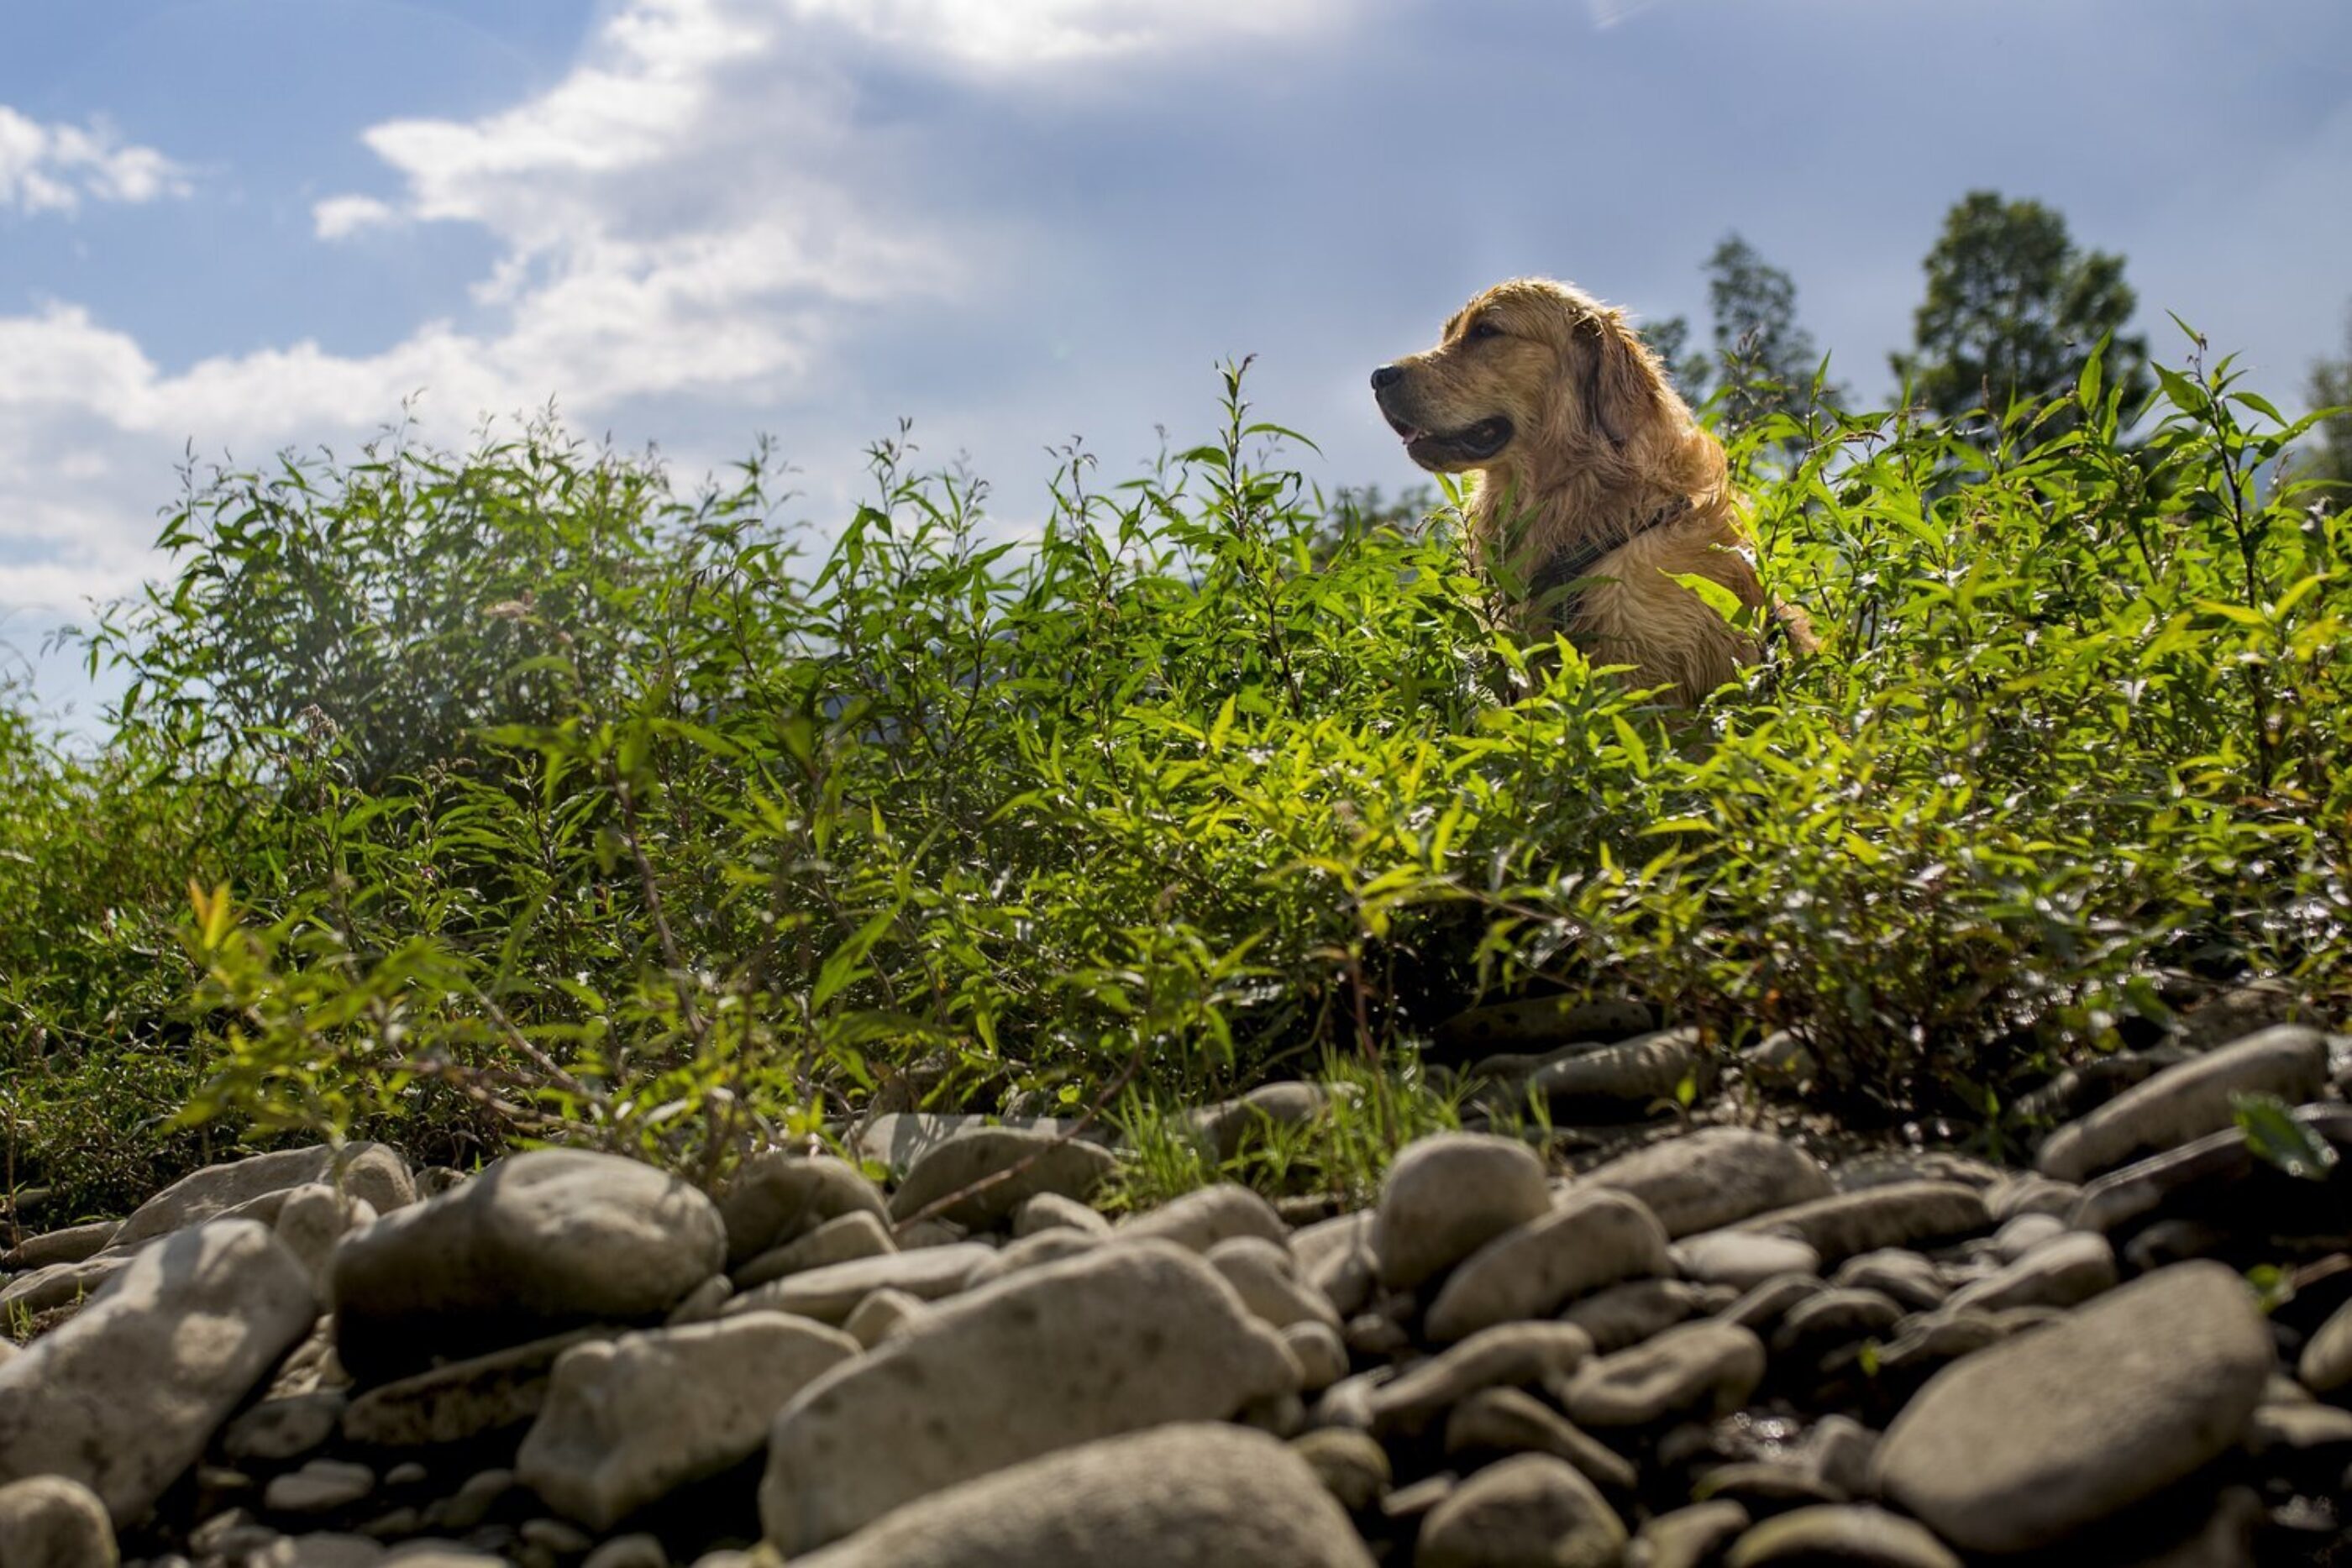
xmin=1893 ymin=191 xmax=2150 ymax=423
xmin=1703 ymin=233 xmax=1844 ymax=433
xmin=2297 ymin=307 xmax=2352 ymax=514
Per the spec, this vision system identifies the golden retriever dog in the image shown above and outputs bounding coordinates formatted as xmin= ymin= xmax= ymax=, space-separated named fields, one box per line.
xmin=1373 ymin=276 xmax=1813 ymax=702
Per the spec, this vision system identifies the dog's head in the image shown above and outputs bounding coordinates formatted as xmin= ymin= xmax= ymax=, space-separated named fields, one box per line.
xmin=1372 ymin=277 xmax=1680 ymax=479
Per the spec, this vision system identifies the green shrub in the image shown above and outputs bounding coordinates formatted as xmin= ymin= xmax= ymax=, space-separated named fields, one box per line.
xmin=0 ymin=333 xmax=2340 ymax=1214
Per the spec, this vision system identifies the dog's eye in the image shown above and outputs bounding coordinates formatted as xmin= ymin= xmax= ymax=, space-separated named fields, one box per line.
xmin=1465 ymin=320 xmax=1503 ymax=343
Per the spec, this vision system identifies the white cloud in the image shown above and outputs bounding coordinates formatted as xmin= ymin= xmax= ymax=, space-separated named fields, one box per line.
xmin=781 ymin=0 xmax=1345 ymax=66
xmin=0 ymin=105 xmax=191 ymax=214
xmin=0 ymin=0 xmax=1354 ymax=648
xmin=312 ymin=194 xmax=400 ymax=240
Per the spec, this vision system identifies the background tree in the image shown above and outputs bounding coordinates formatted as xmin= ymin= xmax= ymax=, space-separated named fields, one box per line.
xmin=1637 ymin=313 xmax=1711 ymax=406
xmin=2296 ymin=306 xmax=2352 ymax=514
xmin=1893 ymin=191 xmax=2150 ymax=424
xmin=1640 ymin=235 xmax=1841 ymax=444
xmin=1703 ymin=233 xmax=1845 ymax=435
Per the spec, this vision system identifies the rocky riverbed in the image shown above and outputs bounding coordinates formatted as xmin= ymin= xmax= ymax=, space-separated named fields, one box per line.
xmin=1 ymin=993 xmax=2349 ymax=1566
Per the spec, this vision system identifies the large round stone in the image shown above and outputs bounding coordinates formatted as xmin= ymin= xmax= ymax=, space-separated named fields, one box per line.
xmin=886 ymin=1126 xmax=1116 ymax=1230
xmin=1416 ymin=1453 xmax=1626 ymax=1568
xmin=1557 ymin=1320 xmax=1765 ymax=1429
xmin=331 ymin=1150 xmax=724 ymax=1381
xmin=759 ymin=1240 xmax=1298 ymax=1554
xmin=1872 ymin=1261 xmax=2273 ymax=1553
xmin=1363 ymin=1321 xmax=1594 ymax=1437
xmin=0 ymin=1219 xmax=318 ymax=1526
xmin=787 ymin=1424 xmax=1374 ymax=1567
xmin=717 ymin=1153 xmax=887 ymax=1269
xmin=1580 ymin=1128 xmax=1832 ymax=1238
xmin=1113 ymin=1183 xmax=1289 ymax=1254
xmin=2300 ymin=1294 xmax=2352 ymax=1395
xmin=105 ymin=1142 xmax=413 ymax=1254
xmin=518 ymin=1314 xmax=858 ymax=1530
xmin=2035 ymin=1025 xmax=2328 ymax=1183
xmin=1423 ymin=1190 xmax=1671 ymax=1341
xmin=1730 ymin=1182 xmax=1987 ymax=1265
xmin=1725 ymin=1505 xmax=1960 ymax=1567
xmin=0 ymin=1476 xmax=118 ymax=1568
xmin=1373 ymin=1133 xmax=1552 ymax=1290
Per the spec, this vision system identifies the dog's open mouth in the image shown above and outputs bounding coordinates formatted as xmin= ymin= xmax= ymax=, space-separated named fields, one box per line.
xmin=1388 ymin=413 xmax=1514 ymax=465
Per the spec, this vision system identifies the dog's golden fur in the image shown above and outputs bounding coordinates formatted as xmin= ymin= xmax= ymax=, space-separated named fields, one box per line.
xmin=1374 ymin=276 xmax=1812 ymax=701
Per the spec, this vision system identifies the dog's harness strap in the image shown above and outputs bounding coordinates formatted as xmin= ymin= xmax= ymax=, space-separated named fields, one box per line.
xmin=1528 ymin=496 xmax=1693 ymax=622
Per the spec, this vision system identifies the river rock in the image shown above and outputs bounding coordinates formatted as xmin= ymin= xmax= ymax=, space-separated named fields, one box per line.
xmin=1730 ymin=1183 xmax=1988 ymax=1265
xmin=1208 ymin=1236 xmax=1341 ymax=1332
xmin=1011 ymin=1192 xmax=1110 ymax=1238
xmin=1284 ymin=1320 xmax=1349 ymax=1391
xmin=1363 ymin=1321 xmax=1594 ymax=1436
xmin=1772 ymin=1288 xmax=1904 ymax=1368
xmin=1110 ymin=1182 xmax=1289 ymax=1254
xmin=1373 ymin=1133 xmax=1552 ymax=1289
xmin=276 ymin=1185 xmax=376 ymax=1302
xmin=1292 ymin=1427 xmax=1391 ymax=1512
xmin=1557 ymin=1320 xmax=1766 ymax=1429
xmin=0 ymin=1219 xmax=316 ymax=1526
xmin=1719 ymin=1273 xmax=1827 ymax=1334
xmin=263 ymin=1459 xmax=375 ymax=1515
xmin=786 ymin=1424 xmax=1373 ymax=1567
xmin=2035 ymin=1025 xmax=2329 ymax=1183
xmin=1443 ymin=1387 xmax=1637 ymax=1492
xmin=1672 ymin=1230 xmax=1819 ymax=1290
xmin=1189 ymin=1082 xmax=1328 ymax=1160
xmin=2175 ymin=978 xmax=2322 ymax=1049
xmin=223 ymin=1392 xmax=347 ymax=1464
xmin=1987 ymin=1211 xmax=2066 ymax=1263
xmin=339 ymin=1329 xmax=606 ymax=1448
xmin=885 ymin=1125 xmax=1116 ymax=1229
xmin=717 ymin=1153 xmax=887 ymax=1269
xmin=1833 ymin=1250 xmax=1948 ymax=1310
xmin=1425 ymin=1189 xmax=1672 ymax=1341
xmin=1872 ymin=1261 xmax=2273 ymax=1553
xmin=840 ymin=1286 xmax=923 ymax=1348
xmin=517 ymin=1314 xmax=858 ymax=1530
xmin=1725 ymin=1505 xmax=1960 ymax=1567
xmin=332 ymin=1150 xmax=725 ymax=1381
xmin=1416 ymin=1452 xmax=1626 ymax=1568
xmin=759 ymin=1240 xmax=1297 ymax=1553
xmin=107 ymin=1143 xmax=412 ymax=1256
xmin=963 ymin=1228 xmax=1099 ymax=1287
xmin=1562 ymin=1278 xmax=1708 ymax=1353
xmin=1582 ymin=1129 xmax=1833 ymax=1237
xmin=0 ymin=1254 xmax=133 ymax=1318
xmin=1294 ymin=1210 xmax=1378 ymax=1318
xmin=2297 ymin=1294 xmax=2352 ymax=1395
xmin=733 ymin=1210 xmax=896 ymax=1288
xmin=1945 ymin=1230 xmax=2117 ymax=1315
xmin=0 ymin=1475 xmax=118 ymax=1568
xmin=1629 ymin=1501 xmax=1750 ymax=1568
xmin=0 ymin=1219 xmax=119 ymax=1272
xmin=1440 ymin=994 xmax=1655 ymax=1052
xmin=1529 ymin=1027 xmax=1714 ymax=1118
xmin=722 ymin=1242 xmax=993 ymax=1324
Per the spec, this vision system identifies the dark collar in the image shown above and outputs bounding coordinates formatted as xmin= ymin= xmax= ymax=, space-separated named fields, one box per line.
xmin=1526 ymin=496 xmax=1694 ymax=622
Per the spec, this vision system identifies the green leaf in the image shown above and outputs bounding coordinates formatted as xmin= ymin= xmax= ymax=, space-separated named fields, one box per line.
xmin=1205 ymin=693 xmax=1238 ymax=755
xmin=1661 ymin=569 xmax=1746 ymax=625
xmin=2234 ymin=1093 xmax=2338 ymax=1183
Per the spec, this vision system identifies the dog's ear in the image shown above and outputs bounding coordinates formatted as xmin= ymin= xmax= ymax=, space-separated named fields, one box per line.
xmin=1577 ymin=312 xmax=1663 ymax=448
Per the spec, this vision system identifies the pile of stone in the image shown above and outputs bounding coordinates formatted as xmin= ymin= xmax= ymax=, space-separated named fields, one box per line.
xmin=0 ymin=1015 xmax=2347 ymax=1567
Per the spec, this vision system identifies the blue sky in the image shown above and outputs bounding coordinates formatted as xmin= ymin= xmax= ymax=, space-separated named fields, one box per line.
xmin=5 ymin=0 xmax=2349 ymax=721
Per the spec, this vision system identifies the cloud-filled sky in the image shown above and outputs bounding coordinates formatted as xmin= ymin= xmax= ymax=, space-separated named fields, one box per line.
xmin=5 ymin=0 xmax=2349 ymax=721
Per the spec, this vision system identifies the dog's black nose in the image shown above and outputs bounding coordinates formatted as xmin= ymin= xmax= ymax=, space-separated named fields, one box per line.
xmin=1370 ymin=364 xmax=1404 ymax=391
